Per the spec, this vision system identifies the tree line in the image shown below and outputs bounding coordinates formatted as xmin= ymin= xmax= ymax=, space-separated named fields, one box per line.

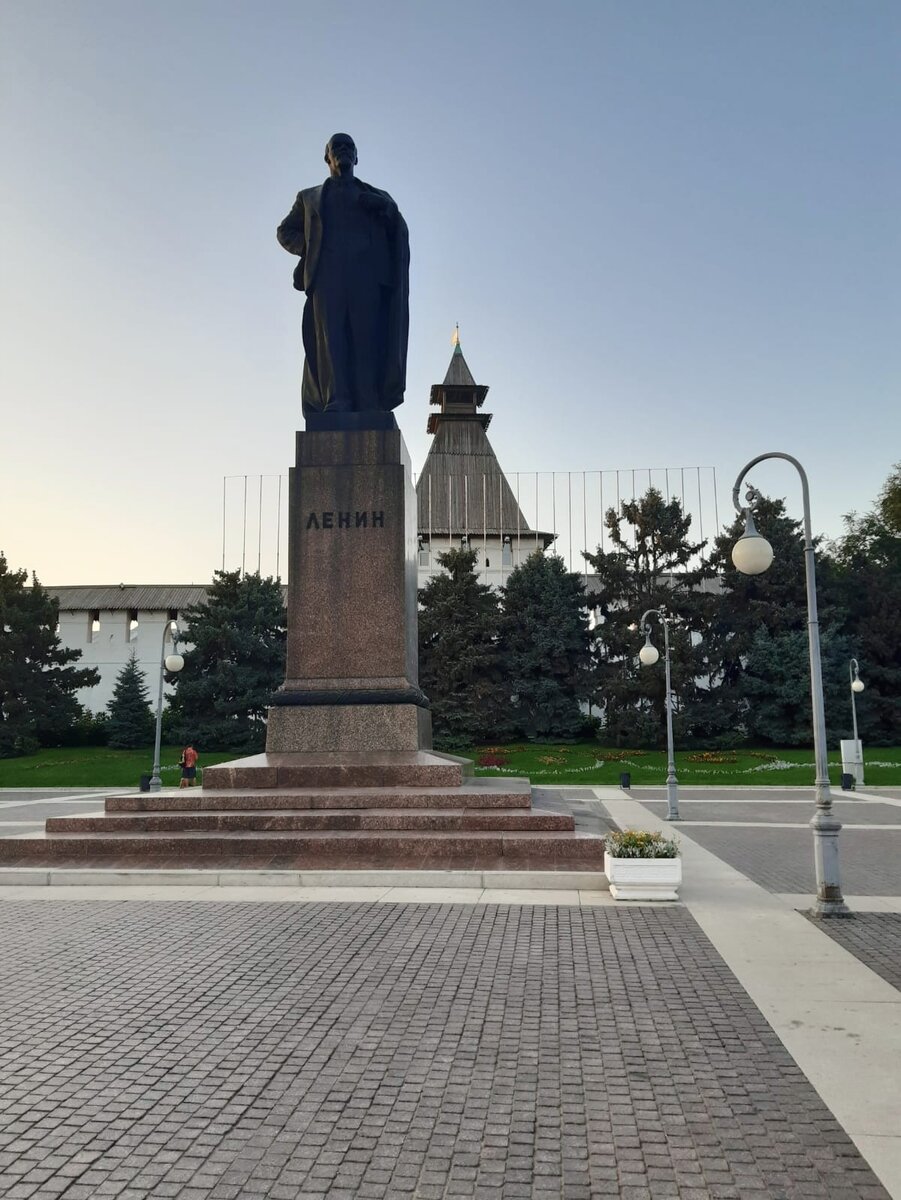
xmin=1 ymin=464 xmax=898 ymax=756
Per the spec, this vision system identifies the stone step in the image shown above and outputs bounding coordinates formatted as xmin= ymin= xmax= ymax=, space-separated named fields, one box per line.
xmin=0 ymin=830 xmax=605 ymax=871
xmin=47 ymin=808 xmax=572 ymax=835
xmin=107 ymin=781 xmax=532 ymax=814
xmin=202 ymin=751 xmax=468 ymax=791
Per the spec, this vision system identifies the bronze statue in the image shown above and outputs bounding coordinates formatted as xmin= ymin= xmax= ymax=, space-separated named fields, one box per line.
xmin=277 ymin=134 xmax=410 ymax=422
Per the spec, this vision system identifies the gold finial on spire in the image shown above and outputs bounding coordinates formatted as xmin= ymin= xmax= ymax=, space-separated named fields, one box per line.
xmin=452 ymin=323 xmax=460 ymax=347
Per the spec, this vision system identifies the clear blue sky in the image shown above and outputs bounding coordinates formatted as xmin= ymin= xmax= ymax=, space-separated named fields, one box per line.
xmin=2 ymin=0 xmax=898 ymax=583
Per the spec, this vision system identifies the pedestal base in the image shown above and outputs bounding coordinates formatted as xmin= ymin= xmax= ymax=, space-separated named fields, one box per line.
xmin=266 ymin=704 xmax=432 ymax=753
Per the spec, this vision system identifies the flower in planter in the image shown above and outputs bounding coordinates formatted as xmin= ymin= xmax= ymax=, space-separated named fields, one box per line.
xmin=605 ymin=829 xmax=680 ymax=859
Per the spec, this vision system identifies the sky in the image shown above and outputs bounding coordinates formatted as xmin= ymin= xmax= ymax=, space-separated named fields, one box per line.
xmin=1 ymin=0 xmax=898 ymax=584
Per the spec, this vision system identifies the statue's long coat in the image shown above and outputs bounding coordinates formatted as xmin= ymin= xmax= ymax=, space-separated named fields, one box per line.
xmin=277 ymin=177 xmax=410 ymax=415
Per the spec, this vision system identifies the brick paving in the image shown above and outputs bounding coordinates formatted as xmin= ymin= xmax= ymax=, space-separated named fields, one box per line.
xmin=0 ymin=900 xmax=889 ymax=1199
xmin=671 ymin=826 xmax=901 ymax=896
xmin=640 ymin=801 xmax=901 ymax=826
xmin=808 ymin=912 xmax=901 ymax=994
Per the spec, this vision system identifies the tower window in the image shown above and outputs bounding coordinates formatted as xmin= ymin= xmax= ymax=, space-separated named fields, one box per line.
xmin=88 ymin=610 xmax=101 ymax=641
xmin=127 ymin=609 xmax=139 ymax=641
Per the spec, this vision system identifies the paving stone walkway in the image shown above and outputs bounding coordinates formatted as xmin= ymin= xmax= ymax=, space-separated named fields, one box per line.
xmin=808 ymin=912 xmax=901 ymax=994
xmin=0 ymin=899 xmax=890 ymax=1200
xmin=666 ymin=825 xmax=901 ymax=896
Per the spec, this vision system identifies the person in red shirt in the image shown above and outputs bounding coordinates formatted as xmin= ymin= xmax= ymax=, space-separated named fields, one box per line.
xmin=179 ymin=745 xmax=199 ymax=789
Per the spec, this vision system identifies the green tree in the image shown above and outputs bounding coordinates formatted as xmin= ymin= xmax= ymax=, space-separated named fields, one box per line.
xmin=418 ymin=548 xmax=511 ymax=750
xmin=705 ymin=494 xmax=848 ymax=745
xmin=167 ymin=571 xmax=286 ymax=753
xmin=741 ymin=625 xmax=853 ymax=747
xmin=827 ymin=466 xmax=901 ymax=746
xmin=0 ymin=552 xmax=100 ymax=757
xmin=499 ymin=552 xmax=592 ymax=740
xmin=583 ymin=488 xmax=714 ymax=747
xmin=878 ymin=462 xmax=901 ymax=535
xmin=106 ymin=650 xmax=155 ymax=749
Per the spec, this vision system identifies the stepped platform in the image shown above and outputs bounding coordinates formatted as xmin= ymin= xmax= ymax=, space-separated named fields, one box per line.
xmin=0 ymin=752 xmax=606 ymax=873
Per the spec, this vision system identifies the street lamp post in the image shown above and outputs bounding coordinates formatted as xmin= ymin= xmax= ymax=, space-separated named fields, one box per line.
xmin=731 ymin=452 xmax=849 ymax=918
xmin=149 ymin=621 xmax=184 ymax=793
xmin=849 ymin=658 xmax=865 ymax=786
xmin=638 ymin=609 xmax=680 ymax=821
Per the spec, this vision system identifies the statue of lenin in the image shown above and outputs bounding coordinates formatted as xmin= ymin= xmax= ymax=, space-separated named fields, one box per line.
xmin=277 ymin=134 xmax=410 ymax=421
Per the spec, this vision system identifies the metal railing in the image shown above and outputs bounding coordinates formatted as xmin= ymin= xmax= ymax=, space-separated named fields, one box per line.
xmin=221 ymin=466 xmax=722 ymax=582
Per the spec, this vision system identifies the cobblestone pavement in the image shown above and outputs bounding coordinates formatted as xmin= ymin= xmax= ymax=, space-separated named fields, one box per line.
xmin=0 ymin=900 xmax=890 ymax=1200
xmin=807 ymin=912 xmax=901 ymax=994
xmin=640 ymin=801 xmax=901 ymax=826
xmin=666 ymin=826 xmax=901 ymax=896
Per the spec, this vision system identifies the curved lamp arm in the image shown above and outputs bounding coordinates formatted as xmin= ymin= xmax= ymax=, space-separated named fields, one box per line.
xmin=733 ymin=451 xmax=813 ymax=546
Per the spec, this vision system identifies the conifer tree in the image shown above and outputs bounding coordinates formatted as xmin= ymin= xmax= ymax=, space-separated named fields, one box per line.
xmin=499 ymin=552 xmax=593 ymax=740
xmin=827 ymin=465 xmax=901 ymax=745
xmin=166 ymin=571 xmax=286 ymax=752
xmin=418 ymin=548 xmax=511 ymax=750
xmin=583 ymin=489 xmax=712 ymax=747
xmin=706 ymin=495 xmax=847 ymax=745
xmin=106 ymin=650 xmax=155 ymax=749
xmin=0 ymin=553 xmax=100 ymax=757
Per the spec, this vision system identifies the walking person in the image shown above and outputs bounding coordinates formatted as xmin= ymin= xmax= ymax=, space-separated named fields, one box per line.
xmin=179 ymin=744 xmax=199 ymax=789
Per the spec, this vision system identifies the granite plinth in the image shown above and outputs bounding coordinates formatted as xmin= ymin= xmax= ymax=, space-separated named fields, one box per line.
xmin=107 ymin=780 xmax=532 ymax=813
xmin=270 ymin=427 xmax=426 ymax=755
xmin=2 ymin=751 xmax=605 ymax=873
xmin=203 ymin=751 xmax=465 ymax=790
xmin=265 ymin=703 xmax=431 ymax=753
xmin=46 ymin=809 xmax=573 ymax=834
xmin=0 ymin=830 xmax=605 ymax=871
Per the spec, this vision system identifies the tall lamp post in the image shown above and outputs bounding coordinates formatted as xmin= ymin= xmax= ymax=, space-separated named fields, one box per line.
xmin=638 ymin=609 xmax=680 ymax=821
xmin=849 ymin=659 xmax=865 ymax=786
xmin=149 ymin=621 xmax=184 ymax=793
xmin=731 ymin=452 xmax=849 ymax=918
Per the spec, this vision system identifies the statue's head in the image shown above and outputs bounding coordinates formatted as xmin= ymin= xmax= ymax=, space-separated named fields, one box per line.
xmin=325 ymin=133 xmax=358 ymax=174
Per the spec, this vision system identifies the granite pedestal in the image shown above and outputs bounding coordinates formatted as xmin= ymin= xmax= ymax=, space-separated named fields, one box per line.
xmin=265 ymin=426 xmax=431 ymax=753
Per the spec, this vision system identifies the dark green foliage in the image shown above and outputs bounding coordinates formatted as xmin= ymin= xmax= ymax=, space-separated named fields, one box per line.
xmin=878 ymin=462 xmax=901 ymax=535
xmin=106 ymin=650 xmax=155 ymax=749
xmin=499 ymin=552 xmax=593 ymax=740
xmin=741 ymin=625 xmax=853 ymax=747
xmin=703 ymin=495 xmax=845 ymax=746
xmin=418 ymin=548 xmax=512 ymax=750
xmin=827 ymin=466 xmax=901 ymax=746
xmin=166 ymin=571 xmax=286 ymax=753
xmin=0 ymin=552 xmax=100 ymax=758
xmin=54 ymin=709 xmax=109 ymax=748
xmin=583 ymin=489 xmax=713 ymax=748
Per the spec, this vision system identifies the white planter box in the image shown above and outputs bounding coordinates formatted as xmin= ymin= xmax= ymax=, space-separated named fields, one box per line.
xmin=604 ymin=852 xmax=681 ymax=901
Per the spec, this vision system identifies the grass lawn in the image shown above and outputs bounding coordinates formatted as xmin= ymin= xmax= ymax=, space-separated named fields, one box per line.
xmin=0 ymin=746 xmax=240 ymax=788
xmin=1 ymin=743 xmax=899 ymax=790
xmin=460 ymin=743 xmax=901 ymax=788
